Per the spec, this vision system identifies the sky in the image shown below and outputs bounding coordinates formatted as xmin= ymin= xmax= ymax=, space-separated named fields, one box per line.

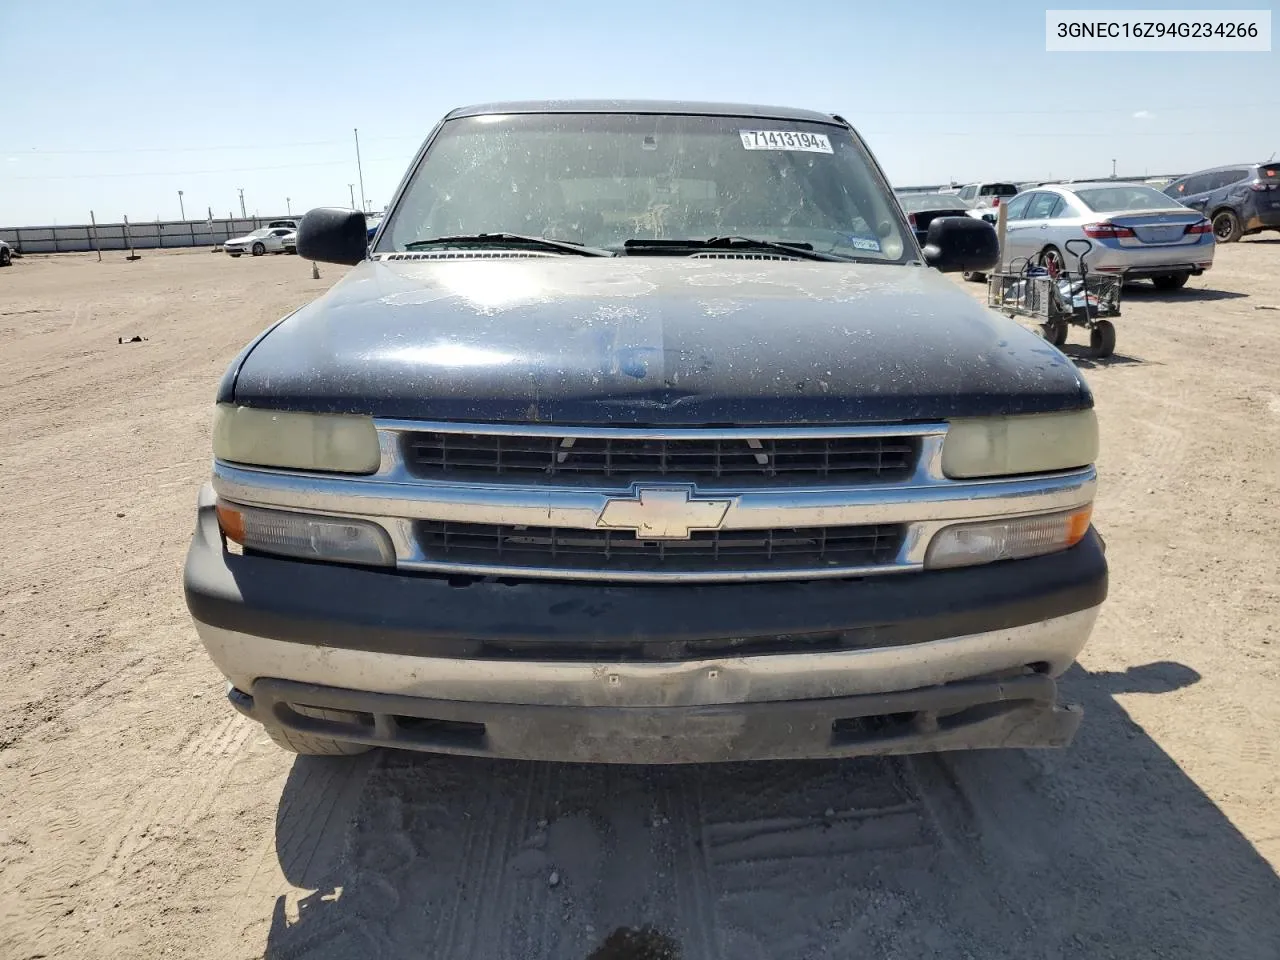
xmin=0 ymin=0 xmax=1277 ymax=226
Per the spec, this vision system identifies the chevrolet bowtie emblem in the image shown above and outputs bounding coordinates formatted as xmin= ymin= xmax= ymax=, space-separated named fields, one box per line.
xmin=595 ymin=486 xmax=734 ymax=540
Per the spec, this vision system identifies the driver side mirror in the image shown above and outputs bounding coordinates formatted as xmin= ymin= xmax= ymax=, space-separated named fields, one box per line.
xmin=297 ymin=207 xmax=368 ymax=265
xmin=922 ymin=216 xmax=999 ymax=274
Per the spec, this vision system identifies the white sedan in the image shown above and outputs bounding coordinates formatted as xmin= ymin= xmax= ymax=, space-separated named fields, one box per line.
xmin=224 ymin=227 xmax=296 ymax=258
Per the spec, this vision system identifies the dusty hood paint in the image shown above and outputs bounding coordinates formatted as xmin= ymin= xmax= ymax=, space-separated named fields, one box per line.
xmin=225 ymin=257 xmax=1091 ymax=425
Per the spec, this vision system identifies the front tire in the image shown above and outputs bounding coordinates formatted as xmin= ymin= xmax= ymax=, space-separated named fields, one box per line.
xmin=1212 ymin=209 xmax=1242 ymax=243
xmin=0 ymin=247 xmax=11 ymax=267
xmin=265 ymin=725 xmax=372 ymax=756
xmin=263 ymin=705 xmax=372 ymax=756
xmin=962 ymin=271 xmax=987 ymax=283
xmin=1152 ymin=273 xmax=1189 ymax=291
xmin=251 ymin=242 xmax=266 ymax=256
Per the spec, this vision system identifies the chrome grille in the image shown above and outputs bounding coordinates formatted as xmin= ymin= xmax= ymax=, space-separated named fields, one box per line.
xmin=400 ymin=432 xmax=918 ymax=483
xmin=414 ymin=520 xmax=905 ymax=574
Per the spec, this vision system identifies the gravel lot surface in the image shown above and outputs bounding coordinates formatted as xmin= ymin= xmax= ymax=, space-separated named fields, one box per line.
xmin=2 ymin=244 xmax=1278 ymax=959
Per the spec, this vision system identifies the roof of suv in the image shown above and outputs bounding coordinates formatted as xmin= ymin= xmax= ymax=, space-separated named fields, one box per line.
xmin=446 ymin=100 xmax=842 ymax=124
xmin=1179 ymin=163 xmax=1263 ymax=175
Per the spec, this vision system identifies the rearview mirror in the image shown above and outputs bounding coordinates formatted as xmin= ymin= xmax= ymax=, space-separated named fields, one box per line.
xmin=297 ymin=207 xmax=368 ymax=265
xmin=921 ymin=216 xmax=999 ymax=274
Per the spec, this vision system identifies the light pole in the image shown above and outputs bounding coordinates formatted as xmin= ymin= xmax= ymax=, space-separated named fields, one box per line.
xmin=349 ymin=184 xmax=356 ymax=210
xmin=1111 ymin=158 xmax=1117 ymax=179
xmin=178 ymin=190 xmax=185 ymax=221
xmin=354 ymin=128 xmax=367 ymax=214
xmin=238 ymin=188 xmax=246 ymax=218
xmin=286 ymin=197 xmax=292 ymax=215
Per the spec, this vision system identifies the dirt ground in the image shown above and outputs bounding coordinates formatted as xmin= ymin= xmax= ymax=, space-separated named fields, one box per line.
xmin=1 ymin=243 xmax=1278 ymax=960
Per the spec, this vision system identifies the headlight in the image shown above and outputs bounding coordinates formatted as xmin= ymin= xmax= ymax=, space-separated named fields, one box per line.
xmin=941 ymin=410 xmax=1097 ymax=479
xmin=925 ymin=506 xmax=1092 ymax=569
xmin=216 ymin=500 xmax=394 ymax=566
xmin=212 ymin=404 xmax=381 ymax=473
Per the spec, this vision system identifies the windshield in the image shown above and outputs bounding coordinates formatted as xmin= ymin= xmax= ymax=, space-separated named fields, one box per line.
xmin=379 ymin=113 xmax=909 ymax=261
xmin=1073 ymin=185 xmax=1185 ymax=212
xmin=899 ymin=193 xmax=969 ymax=213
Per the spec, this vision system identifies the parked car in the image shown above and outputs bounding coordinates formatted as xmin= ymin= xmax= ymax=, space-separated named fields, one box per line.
xmin=185 ymin=99 xmax=1105 ymax=765
xmin=896 ymin=191 xmax=975 ymax=247
xmin=223 ymin=227 xmax=295 ymax=257
xmin=0 ymin=238 xmax=13 ymax=267
xmin=282 ymin=231 xmax=298 ymax=254
xmin=267 ymin=220 xmax=299 ymax=231
xmin=952 ymin=181 xmax=1020 ymax=211
xmin=999 ymin=182 xmax=1213 ymax=290
xmin=1162 ymin=162 xmax=1280 ymax=242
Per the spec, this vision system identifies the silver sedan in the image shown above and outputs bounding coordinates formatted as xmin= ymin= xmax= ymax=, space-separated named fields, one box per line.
xmin=999 ymin=183 xmax=1215 ymax=290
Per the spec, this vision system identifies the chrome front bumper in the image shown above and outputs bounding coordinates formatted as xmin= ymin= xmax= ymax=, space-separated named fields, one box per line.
xmin=199 ymin=606 xmax=1098 ymax=762
xmin=199 ymin=607 xmax=1098 ymax=709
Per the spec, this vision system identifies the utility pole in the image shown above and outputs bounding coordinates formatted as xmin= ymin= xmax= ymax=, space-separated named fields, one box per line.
xmin=1111 ymin=158 xmax=1117 ymax=179
xmin=178 ymin=190 xmax=185 ymax=221
xmin=349 ymin=183 xmax=356 ymax=210
xmin=286 ymin=197 xmax=292 ymax=215
xmin=354 ymin=128 xmax=367 ymax=213
xmin=238 ymin=188 xmax=246 ymax=218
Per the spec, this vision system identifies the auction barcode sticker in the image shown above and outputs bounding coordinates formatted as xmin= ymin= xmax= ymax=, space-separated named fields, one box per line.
xmin=740 ymin=130 xmax=833 ymax=153
xmin=1046 ymin=9 xmax=1271 ymax=51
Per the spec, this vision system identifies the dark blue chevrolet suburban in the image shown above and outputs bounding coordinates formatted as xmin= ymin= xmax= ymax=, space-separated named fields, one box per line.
xmin=184 ymin=101 xmax=1106 ymax=763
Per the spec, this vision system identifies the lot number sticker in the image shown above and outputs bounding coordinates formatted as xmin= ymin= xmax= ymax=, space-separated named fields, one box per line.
xmin=739 ymin=130 xmax=833 ymax=154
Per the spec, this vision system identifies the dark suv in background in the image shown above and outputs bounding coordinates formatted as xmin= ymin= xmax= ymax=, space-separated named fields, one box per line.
xmin=1163 ymin=163 xmax=1280 ymax=242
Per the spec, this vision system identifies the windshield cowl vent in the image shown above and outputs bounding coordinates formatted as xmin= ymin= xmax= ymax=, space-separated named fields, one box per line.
xmin=381 ymin=250 xmax=559 ymax=262
xmin=689 ymin=251 xmax=800 ymax=261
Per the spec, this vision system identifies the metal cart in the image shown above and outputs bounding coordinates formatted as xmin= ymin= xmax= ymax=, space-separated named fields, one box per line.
xmin=986 ymin=238 xmax=1120 ymax=358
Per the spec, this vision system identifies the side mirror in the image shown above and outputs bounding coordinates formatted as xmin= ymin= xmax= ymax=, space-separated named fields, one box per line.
xmin=922 ymin=216 xmax=999 ymax=273
xmin=297 ymin=207 xmax=368 ymax=265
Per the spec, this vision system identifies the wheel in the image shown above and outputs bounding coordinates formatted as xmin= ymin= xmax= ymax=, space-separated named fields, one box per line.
xmin=1038 ymin=245 xmax=1065 ymax=277
xmin=263 ymin=706 xmax=372 ymax=756
xmin=251 ymin=242 xmax=266 ymax=256
xmin=1212 ymin=209 xmax=1242 ymax=243
xmin=1090 ymin=320 xmax=1116 ymax=359
xmin=0 ymin=247 xmax=11 ymax=267
xmin=962 ymin=271 xmax=987 ymax=283
xmin=265 ymin=726 xmax=372 ymax=756
xmin=1152 ymin=273 xmax=1189 ymax=291
xmin=1042 ymin=319 xmax=1069 ymax=346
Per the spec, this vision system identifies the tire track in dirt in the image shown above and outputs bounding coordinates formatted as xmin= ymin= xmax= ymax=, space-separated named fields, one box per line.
xmin=449 ymin=762 xmax=538 ymax=960
xmin=490 ymin=761 xmax=553 ymax=960
xmin=92 ymin=714 xmax=254 ymax=881
xmin=667 ymin=772 xmax=722 ymax=960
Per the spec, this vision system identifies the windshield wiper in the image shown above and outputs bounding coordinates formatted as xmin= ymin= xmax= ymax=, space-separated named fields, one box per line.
xmin=623 ymin=236 xmax=849 ymax=262
xmin=402 ymin=233 xmax=612 ymax=257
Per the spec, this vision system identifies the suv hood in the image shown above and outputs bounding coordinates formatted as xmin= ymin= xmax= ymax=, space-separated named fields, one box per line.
xmin=227 ymin=257 xmax=1090 ymax=424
